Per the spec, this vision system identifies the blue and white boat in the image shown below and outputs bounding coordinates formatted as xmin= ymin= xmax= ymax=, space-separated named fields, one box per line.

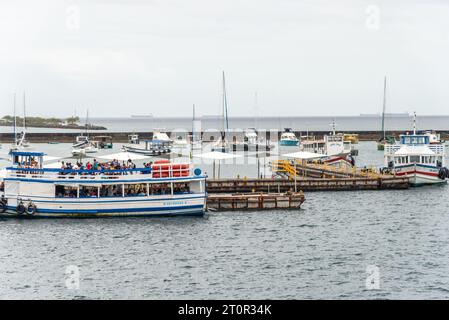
xmin=0 ymin=151 xmax=207 ymax=218
xmin=279 ymin=128 xmax=299 ymax=146
xmin=383 ymin=114 xmax=449 ymax=186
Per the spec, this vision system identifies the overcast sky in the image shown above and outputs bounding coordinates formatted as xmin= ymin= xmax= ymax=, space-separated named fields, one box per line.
xmin=1 ymin=0 xmax=448 ymax=118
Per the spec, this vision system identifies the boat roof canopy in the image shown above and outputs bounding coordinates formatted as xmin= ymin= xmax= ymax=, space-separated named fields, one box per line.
xmin=142 ymin=139 xmax=172 ymax=144
xmin=394 ymin=145 xmax=435 ymax=156
xmin=9 ymin=151 xmax=46 ymax=157
xmin=282 ymin=151 xmax=328 ymax=160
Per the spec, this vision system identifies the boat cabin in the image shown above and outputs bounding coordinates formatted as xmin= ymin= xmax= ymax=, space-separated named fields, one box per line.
xmin=385 ymin=134 xmax=445 ymax=168
xmin=92 ymin=136 xmax=113 ymax=149
xmin=128 ymin=134 xmax=140 ymax=144
xmin=4 ymin=153 xmax=205 ymax=201
xmin=10 ymin=151 xmax=44 ymax=169
xmin=75 ymin=135 xmax=89 ymax=144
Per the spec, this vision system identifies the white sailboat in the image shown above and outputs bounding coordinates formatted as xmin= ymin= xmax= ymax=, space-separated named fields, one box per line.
xmin=211 ymin=71 xmax=231 ymax=152
xmin=10 ymin=93 xmax=31 ymax=152
xmin=71 ymin=110 xmax=98 ymax=156
xmin=377 ymin=77 xmax=395 ymax=150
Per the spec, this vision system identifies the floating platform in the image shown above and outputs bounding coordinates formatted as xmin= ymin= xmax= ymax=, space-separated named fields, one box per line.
xmin=206 ymin=177 xmax=409 ymax=193
xmin=207 ymin=192 xmax=305 ymax=211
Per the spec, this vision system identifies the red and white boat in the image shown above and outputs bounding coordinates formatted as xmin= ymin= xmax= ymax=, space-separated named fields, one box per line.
xmin=383 ymin=114 xmax=448 ymax=186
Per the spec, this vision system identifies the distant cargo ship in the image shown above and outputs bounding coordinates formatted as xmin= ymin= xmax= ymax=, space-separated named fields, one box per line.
xmin=130 ymin=114 xmax=154 ymax=119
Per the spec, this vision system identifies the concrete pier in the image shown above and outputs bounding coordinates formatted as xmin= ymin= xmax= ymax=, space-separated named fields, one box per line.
xmin=206 ymin=177 xmax=409 ymax=193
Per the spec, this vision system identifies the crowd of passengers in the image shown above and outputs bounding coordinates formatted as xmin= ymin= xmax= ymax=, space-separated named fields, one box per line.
xmin=59 ymin=159 xmax=153 ymax=175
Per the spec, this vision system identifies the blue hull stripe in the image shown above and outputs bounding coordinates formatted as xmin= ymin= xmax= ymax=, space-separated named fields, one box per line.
xmin=2 ymin=209 xmax=204 ymax=218
xmin=394 ymin=164 xmax=441 ymax=170
xmin=4 ymin=204 xmax=204 ymax=215
xmin=279 ymin=141 xmax=299 ymax=146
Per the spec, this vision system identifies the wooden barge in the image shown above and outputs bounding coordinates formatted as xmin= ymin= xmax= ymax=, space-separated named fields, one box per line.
xmin=206 ymin=192 xmax=305 ymax=212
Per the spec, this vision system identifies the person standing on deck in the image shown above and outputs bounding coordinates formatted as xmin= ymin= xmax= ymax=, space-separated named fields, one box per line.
xmin=93 ymin=159 xmax=99 ymax=170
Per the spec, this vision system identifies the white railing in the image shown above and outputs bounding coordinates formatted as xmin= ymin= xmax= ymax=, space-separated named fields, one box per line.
xmin=384 ymin=145 xmax=400 ymax=155
xmin=385 ymin=144 xmax=445 ymax=155
xmin=429 ymin=145 xmax=445 ymax=154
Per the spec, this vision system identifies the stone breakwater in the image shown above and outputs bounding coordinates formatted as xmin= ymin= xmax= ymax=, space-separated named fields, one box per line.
xmin=1 ymin=130 xmax=448 ymax=143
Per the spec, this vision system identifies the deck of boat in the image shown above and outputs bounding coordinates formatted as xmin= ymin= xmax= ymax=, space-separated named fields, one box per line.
xmin=207 ymin=192 xmax=305 ymax=211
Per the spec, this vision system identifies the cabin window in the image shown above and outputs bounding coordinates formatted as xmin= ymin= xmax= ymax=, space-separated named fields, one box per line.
xmin=409 ymin=156 xmax=420 ymax=163
xmin=395 ymin=156 xmax=409 ymax=164
xmin=124 ymin=183 xmax=148 ymax=197
xmin=100 ymin=184 xmax=123 ymax=197
xmin=422 ymin=156 xmax=433 ymax=164
xmin=149 ymin=183 xmax=171 ymax=195
xmin=173 ymin=183 xmax=191 ymax=194
xmin=55 ymin=185 xmax=78 ymax=198
xmin=79 ymin=185 xmax=99 ymax=198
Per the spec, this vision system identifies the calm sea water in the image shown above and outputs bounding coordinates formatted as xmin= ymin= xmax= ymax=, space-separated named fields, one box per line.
xmin=2 ymin=115 xmax=449 ymax=134
xmin=1 ymin=142 xmax=449 ymax=299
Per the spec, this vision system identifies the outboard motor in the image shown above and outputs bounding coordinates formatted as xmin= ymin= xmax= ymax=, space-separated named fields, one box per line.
xmin=438 ymin=167 xmax=449 ymax=180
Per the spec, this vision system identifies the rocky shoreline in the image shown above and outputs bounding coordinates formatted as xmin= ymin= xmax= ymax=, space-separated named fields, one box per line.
xmin=0 ymin=123 xmax=106 ymax=131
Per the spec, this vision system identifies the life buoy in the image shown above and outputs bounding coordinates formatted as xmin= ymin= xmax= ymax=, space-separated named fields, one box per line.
xmin=16 ymin=202 xmax=26 ymax=215
xmin=0 ymin=201 xmax=6 ymax=213
xmin=26 ymin=202 xmax=37 ymax=215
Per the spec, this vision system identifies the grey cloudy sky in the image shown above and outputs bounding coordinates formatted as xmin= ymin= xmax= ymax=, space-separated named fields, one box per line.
xmin=1 ymin=0 xmax=448 ymax=117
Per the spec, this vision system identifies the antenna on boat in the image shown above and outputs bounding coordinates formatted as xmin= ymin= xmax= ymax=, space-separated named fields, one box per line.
xmin=330 ymin=119 xmax=336 ymax=135
xmin=413 ymin=112 xmax=417 ymax=135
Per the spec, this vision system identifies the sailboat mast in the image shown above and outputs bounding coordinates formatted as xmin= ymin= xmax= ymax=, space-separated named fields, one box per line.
xmin=222 ymin=71 xmax=229 ymax=133
xmin=85 ymin=109 xmax=89 ymax=137
xmin=254 ymin=91 xmax=258 ymax=129
xmin=381 ymin=76 xmax=387 ymax=140
xmin=192 ymin=104 xmax=195 ymax=143
xmin=13 ymin=93 xmax=17 ymax=143
xmin=22 ymin=91 xmax=27 ymax=139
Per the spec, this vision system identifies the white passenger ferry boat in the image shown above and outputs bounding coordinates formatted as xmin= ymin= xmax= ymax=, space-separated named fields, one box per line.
xmin=0 ymin=151 xmax=207 ymax=218
xmin=383 ymin=116 xmax=448 ymax=186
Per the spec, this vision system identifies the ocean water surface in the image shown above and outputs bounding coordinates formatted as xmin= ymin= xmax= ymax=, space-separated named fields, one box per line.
xmin=1 ymin=142 xmax=449 ymax=299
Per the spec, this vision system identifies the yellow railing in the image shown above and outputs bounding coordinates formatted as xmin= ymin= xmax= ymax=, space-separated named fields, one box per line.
xmin=271 ymin=159 xmax=382 ymax=179
xmin=271 ymin=160 xmax=297 ymax=179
